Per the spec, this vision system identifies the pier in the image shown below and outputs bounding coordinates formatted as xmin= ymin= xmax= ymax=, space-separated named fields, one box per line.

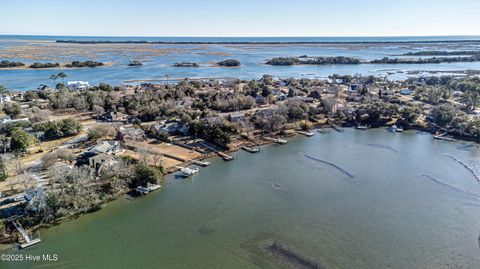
xmin=434 ymin=133 xmax=457 ymax=142
xmin=135 ymin=183 xmax=161 ymax=195
xmin=10 ymin=219 xmax=41 ymax=248
xmin=331 ymin=125 xmax=344 ymax=132
xmin=218 ymin=152 xmax=234 ymax=161
xmin=241 ymin=145 xmax=260 ymax=153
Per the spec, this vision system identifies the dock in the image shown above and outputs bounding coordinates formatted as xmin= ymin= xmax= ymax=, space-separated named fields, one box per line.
xmin=192 ymin=160 xmax=210 ymax=166
xmin=434 ymin=133 xmax=457 ymax=142
xmin=11 ymin=220 xmax=41 ymax=249
xmin=297 ymin=131 xmax=314 ymax=137
xmin=241 ymin=146 xmax=260 ymax=153
xmin=135 ymin=183 xmax=161 ymax=195
xmin=331 ymin=125 xmax=344 ymax=132
xmin=217 ymin=152 xmax=233 ymax=161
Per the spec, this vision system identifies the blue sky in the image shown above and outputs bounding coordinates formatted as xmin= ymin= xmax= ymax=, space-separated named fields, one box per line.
xmin=1 ymin=0 xmax=479 ymax=36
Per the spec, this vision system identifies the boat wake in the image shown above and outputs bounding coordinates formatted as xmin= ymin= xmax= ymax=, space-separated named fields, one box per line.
xmin=421 ymin=174 xmax=480 ymax=199
xmin=365 ymin=143 xmax=398 ymax=153
xmin=269 ymin=182 xmax=283 ymax=191
xmin=443 ymin=154 xmax=480 ymax=182
xmin=304 ymin=154 xmax=355 ymax=180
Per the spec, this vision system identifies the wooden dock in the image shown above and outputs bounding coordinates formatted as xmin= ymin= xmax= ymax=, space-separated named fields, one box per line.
xmin=192 ymin=160 xmax=210 ymax=166
xmin=331 ymin=125 xmax=344 ymax=132
xmin=217 ymin=152 xmax=233 ymax=161
xmin=241 ymin=146 xmax=260 ymax=153
xmin=11 ymin=220 xmax=41 ymax=248
xmin=434 ymin=134 xmax=457 ymax=142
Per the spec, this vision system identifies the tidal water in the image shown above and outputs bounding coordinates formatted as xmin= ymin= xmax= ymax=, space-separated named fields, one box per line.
xmin=2 ymin=35 xmax=480 ymax=90
xmin=4 ymin=129 xmax=480 ymax=269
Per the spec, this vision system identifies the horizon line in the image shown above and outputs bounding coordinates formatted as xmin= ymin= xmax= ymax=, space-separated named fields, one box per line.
xmin=1 ymin=34 xmax=480 ymax=38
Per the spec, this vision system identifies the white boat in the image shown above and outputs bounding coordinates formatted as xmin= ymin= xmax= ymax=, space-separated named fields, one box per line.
xmin=356 ymin=125 xmax=369 ymax=130
xmin=388 ymin=125 xmax=398 ymax=132
xmin=135 ymin=183 xmax=161 ymax=195
xmin=396 ymin=127 xmax=404 ymax=132
xmin=298 ymin=131 xmax=315 ymax=137
xmin=180 ymin=167 xmax=199 ymax=176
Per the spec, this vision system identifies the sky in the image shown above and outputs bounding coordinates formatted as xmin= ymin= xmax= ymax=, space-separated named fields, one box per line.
xmin=1 ymin=0 xmax=480 ymax=37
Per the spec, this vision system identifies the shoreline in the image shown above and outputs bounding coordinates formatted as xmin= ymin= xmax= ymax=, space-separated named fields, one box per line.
xmin=55 ymin=39 xmax=480 ymax=45
xmin=3 ymin=125 xmax=474 ymax=249
xmin=0 ymin=62 xmax=114 ymax=71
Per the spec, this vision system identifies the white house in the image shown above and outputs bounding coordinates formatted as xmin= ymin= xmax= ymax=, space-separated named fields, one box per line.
xmin=0 ymin=94 xmax=12 ymax=104
xmin=67 ymin=81 xmax=90 ymax=91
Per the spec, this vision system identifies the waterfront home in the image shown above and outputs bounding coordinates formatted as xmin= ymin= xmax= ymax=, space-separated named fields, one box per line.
xmin=400 ymin=89 xmax=412 ymax=95
xmin=89 ymin=153 xmax=118 ymax=172
xmin=67 ymin=81 xmax=90 ymax=91
xmin=76 ymin=141 xmax=123 ymax=168
xmin=117 ymin=127 xmax=146 ymax=142
xmin=89 ymin=140 xmax=123 ymax=155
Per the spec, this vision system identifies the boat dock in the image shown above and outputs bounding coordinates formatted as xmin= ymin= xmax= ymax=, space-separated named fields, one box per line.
xmin=434 ymin=133 xmax=457 ymax=142
xmin=11 ymin=220 xmax=41 ymax=249
xmin=331 ymin=125 xmax=344 ymax=132
xmin=218 ymin=152 xmax=233 ymax=161
xmin=241 ymin=145 xmax=260 ymax=153
xmin=297 ymin=131 xmax=314 ymax=137
xmin=192 ymin=160 xmax=210 ymax=166
xmin=135 ymin=183 xmax=161 ymax=195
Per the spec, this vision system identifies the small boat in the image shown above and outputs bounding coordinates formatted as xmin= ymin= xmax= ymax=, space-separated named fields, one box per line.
xmin=396 ymin=127 xmax=404 ymax=132
xmin=317 ymin=129 xmax=328 ymax=134
xmin=356 ymin=125 xmax=369 ymax=130
xmin=274 ymin=138 xmax=288 ymax=144
xmin=388 ymin=125 xmax=398 ymax=132
xmin=298 ymin=131 xmax=314 ymax=137
xmin=180 ymin=167 xmax=199 ymax=176
xmin=135 ymin=183 xmax=162 ymax=195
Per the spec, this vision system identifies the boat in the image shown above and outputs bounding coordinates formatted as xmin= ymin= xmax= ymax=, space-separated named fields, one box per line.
xmin=274 ymin=138 xmax=288 ymax=144
xmin=388 ymin=125 xmax=398 ymax=132
xmin=298 ymin=131 xmax=314 ymax=137
xmin=135 ymin=183 xmax=162 ymax=195
xmin=180 ymin=167 xmax=199 ymax=176
xmin=356 ymin=125 xmax=369 ymax=130
xmin=317 ymin=129 xmax=328 ymax=134
xmin=396 ymin=126 xmax=404 ymax=132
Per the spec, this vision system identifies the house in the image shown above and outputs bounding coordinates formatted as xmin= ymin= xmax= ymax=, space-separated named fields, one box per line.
xmin=201 ymin=116 xmax=223 ymax=126
xmin=400 ymin=89 xmax=412 ymax=95
xmin=88 ymin=140 xmax=123 ymax=155
xmin=255 ymin=95 xmax=266 ymax=105
xmin=0 ymin=94 xmax=12 ymax=104
xmin=117 ymin=127 xmax=146 ymax=142
xmin=153 ymin=122 xmax=189 ymax=136
xmin=89 ymin=154 xmax=118 ymax=172
xmin=228 ymin=112 xmax=246 ymax=123
xmin=67 ymin=81 xmax=90 ymax=91
xmin=255 ymin=108 xmax=276 ymax=117
xmin=76 ymin=141 xmax=122 ymax=169
xmin=98 ymin=111 xmax=128 ymax=122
